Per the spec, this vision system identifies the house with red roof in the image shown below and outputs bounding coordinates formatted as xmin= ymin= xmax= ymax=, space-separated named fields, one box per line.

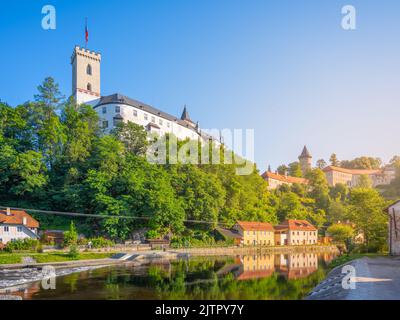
xmin=274 ymin=220 xmax=318 ymax=246
xmin=0 ymin=208 xmax=40 ymax=244
xmin=261 ymin=171 xmax=308 ymax=190
xmin=233 ymin=221 xmax=275 ymax=246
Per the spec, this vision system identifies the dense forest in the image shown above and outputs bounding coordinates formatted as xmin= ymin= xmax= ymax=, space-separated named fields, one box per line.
xmin=0 ymin=77 xmax=398 ymax=251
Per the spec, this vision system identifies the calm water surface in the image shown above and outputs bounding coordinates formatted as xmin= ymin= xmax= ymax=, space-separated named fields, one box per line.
xmin=4 ymin=251 xmax=337 ymax=300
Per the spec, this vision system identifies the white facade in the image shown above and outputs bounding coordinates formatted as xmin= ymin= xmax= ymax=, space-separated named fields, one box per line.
xmin=388 ymin=201 xmax=400 ymax=255
xmin=0 ymin=224 xmax=38 ymax=244
xmin=95 ymin=100 xmax=203 ymax=141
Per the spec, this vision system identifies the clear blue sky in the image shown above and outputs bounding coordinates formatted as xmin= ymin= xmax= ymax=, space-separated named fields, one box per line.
xmin=0 ymin=0 xmax=399 ymax=172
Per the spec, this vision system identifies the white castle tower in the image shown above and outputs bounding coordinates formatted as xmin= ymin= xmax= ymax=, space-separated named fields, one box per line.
xmin=71 ymin=46 xmax=101 ymax=105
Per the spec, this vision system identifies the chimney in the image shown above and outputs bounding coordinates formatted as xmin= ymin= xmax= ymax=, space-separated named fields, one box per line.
xmin=23 ymin=217 xmax=27 ymax=226
xmin=6 ymin=208 xmax=11 ymax=216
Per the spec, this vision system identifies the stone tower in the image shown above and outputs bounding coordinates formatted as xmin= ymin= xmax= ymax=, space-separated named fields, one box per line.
xmin=71 ymin=46 xmax=101 ymax=105
xmin=298 ymin=145 xmax=312 ymax=175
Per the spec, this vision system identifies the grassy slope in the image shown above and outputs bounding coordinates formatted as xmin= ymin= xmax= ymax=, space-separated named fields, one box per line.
xmin=0 ymin=252 xmax=113 ymax=265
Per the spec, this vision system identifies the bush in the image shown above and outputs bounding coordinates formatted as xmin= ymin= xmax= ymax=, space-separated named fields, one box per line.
xmin=88 ymin=237 xmax=114 ymax=248
xmin=145 ymin=230 xmax=161 ymax=240
xmin=68 ymin=245 xmax=79 ymax=258
xmin=63 ymin=221 xmax=78 ymax=247
xmin=4 ymin=238 xmax=40 ymax=253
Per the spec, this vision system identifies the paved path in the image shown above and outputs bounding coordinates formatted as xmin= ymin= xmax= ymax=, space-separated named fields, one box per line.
xmin=307 ymin=256 xmax=400 ymax=300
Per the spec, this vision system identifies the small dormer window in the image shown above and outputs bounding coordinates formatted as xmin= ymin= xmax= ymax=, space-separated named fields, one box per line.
xmin=87 ymin=83 xmax=92 ymax=91
xmin=87 ymin=64 xmax=92 ymax=75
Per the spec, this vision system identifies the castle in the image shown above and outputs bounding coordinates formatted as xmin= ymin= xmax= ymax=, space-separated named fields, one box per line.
xmin=71 ymin=46 xmax=216 ymax=143
xmin=262 ymin=146 xmax=396 ymax=189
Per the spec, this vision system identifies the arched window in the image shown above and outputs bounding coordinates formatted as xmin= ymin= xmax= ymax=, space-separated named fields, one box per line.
xmin=87 ymin=64 xmax=92 ymax=75
xmin=87 ymin=83 xmax=92 ymax=91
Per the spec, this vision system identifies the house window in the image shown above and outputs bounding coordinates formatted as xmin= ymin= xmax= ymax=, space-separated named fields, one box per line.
xmin=87 ymin=83 xmax=92 ymax=91
xmin=159 ymin=119 xmax=163 ymax=126
xmin=4 ymin=226 xmax=9 ymax=232
xmin=133 ymin=110 xmax=138 ymax=117
xmin=87 ymin=64 xmax=92 ymax=75
xmin=144 ymin=113 xmax=148 ymax=120
xmin=102 ymin=121 xmax=109 ymax=129
xmin=17 ymin=226 xmax=22 ymax=233
xmin=115 ymin=106 xmax=121 ymax=114
xmin=151 ymin=116 xmax=156 ymax=123
xmin=167 ymin=122 xmax=170 ymax=128
xmin=102 ymin=107 xmax=107 ymax=114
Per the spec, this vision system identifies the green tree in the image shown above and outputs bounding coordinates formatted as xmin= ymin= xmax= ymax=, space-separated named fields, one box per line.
xmin=277 ymin=165 xmax=288 ymax=176
xmin=64 ymin=221 xmax=78 ymax=247
xmin=346 ymin=188 xmax=387 ymax=252
xmin=288 ymin=162 xmax=302 ymax=177
xmin=112 ymin=121 xmax=148 ymax=156
xmin=329 ymin=153 xmax=340 ymax=166
xmin=327 ymin=224 xmax=354 ymax=249
xmin=316 ymin=159 xmax=327 ymax=169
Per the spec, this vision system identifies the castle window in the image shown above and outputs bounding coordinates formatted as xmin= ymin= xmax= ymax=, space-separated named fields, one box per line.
xmin=87 ymin=83 xmax=92 ymax=91
xmin=115 ymin=106 xmax=120 ymax=114
xmin=87 ymin=64 xmax=92 ymax=75
xmin=113 ymin=118 xmax=123 ymax=127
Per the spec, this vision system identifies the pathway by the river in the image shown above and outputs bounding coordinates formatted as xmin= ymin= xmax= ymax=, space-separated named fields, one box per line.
xmin=307 ymin=256 xmax=400 ymax=300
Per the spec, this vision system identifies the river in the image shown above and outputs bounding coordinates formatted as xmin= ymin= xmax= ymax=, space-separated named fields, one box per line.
xmin=1 ymin=251 xmax=337 ymax=300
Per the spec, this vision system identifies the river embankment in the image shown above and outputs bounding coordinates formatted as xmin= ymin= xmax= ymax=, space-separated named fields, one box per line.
xmin=306 ymin=255 xmax=400 ymax=300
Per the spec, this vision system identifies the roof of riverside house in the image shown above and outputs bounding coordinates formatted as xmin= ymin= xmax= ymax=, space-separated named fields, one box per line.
xmin=261 ymin=171 xmax=308 ymax=185
xmin=275 ymin=220 xmax=317 ymax=232
xmin=236 ymin=221 xmax=275 ymax=232
xmin=322 ymin=165 xmax=382 ymax=176
xmin=0 ymin=209 xmax=39 ymax=229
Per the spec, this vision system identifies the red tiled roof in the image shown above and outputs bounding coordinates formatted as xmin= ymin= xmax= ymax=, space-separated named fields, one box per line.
xmin=322 ymin=166 xmax=381 ymax=175
xmin=261 ymin=171 xmax=308 ymax=185
xmin=236 ymin=221 xmax=274 ymax=232
xmin=276 ymin=220 xmax=317 ymax=231
xmin=0 ymin=210 xmax=39 ymax=229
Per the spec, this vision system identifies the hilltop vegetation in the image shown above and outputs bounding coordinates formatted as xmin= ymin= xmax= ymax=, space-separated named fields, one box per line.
xmin=0 ymin=78 xmax=397 ymax=251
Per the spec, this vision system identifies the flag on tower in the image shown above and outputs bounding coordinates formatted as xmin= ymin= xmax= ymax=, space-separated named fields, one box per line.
xmin=85 ymin=18 xmax=89 ymax=47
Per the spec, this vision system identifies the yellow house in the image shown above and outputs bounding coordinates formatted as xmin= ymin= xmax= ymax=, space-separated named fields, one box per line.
xmin=233 ymin=221 xmax=275 ymax=246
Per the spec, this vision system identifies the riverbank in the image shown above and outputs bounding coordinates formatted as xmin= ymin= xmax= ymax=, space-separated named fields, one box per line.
xmin=0 ymin=244 xmax=338 ymax=266
xmin=306 ymin=255 xmax=400 ymax=300
xmin=175 ymin=244 xmax=339 ymax=256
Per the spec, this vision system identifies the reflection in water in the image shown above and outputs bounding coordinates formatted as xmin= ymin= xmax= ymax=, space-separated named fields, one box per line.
xmin=0 ymin=252 xmax=337 ymax=300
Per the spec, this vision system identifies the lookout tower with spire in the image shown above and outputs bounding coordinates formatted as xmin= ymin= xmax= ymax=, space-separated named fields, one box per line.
xmin=298 ymin=146 xmax=312 ymax=175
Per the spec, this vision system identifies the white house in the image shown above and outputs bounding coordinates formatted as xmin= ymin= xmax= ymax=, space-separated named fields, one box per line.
xmin=0 ymin=208 xmax=39 ymax=245
xmin=387 ymin=200 xmax=400 ymax=255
